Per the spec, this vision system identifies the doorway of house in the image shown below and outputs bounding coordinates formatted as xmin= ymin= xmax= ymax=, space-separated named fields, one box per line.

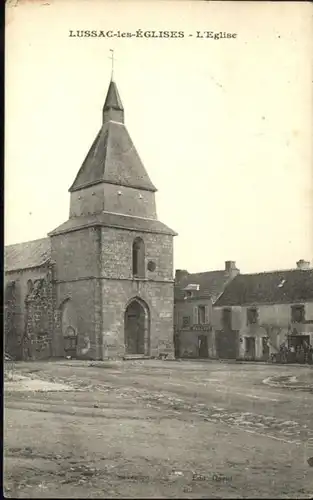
xmin=174 ymin=330 xmax=180 ymax=358
xmin=262 ymin=337 xmax=270 ymax=360
xmin=288 ymin=335 xmax=310 ymax=349
xmin=124 ymin=299 xmax=150 ymax=355
xmin=245 ymin=336 xmax=256 ymax=360
xmin=216 ymin=330 xmax=239 ymax=359
xmin=198 ymin=335 xmax=208 ymax=358
xmin=288 ymin=335 xmax=310 ymax=363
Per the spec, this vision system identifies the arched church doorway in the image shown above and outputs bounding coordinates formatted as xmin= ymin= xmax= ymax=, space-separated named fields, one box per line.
xmin=124 ymin=298 xmax=150 ymax=355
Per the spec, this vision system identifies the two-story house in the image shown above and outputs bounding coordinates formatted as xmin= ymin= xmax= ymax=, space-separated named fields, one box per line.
xmin=174 ymin=261 xmax=239 ymax=358
xmin=213 ymin=259 xmax=313 ymax=361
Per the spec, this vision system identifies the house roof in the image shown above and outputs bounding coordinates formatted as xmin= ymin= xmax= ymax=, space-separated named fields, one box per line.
xmin=175 ymin=270 xmax=233 ymax=302
xmin=69 ymin=80 xmax=157 ymax=194
xmin=49 ymin=211 xmax=177 ymax=237
xmin=4 ymin=238 xmax=51 ymax=272
xmin=214 ymin=269 xmax=313 ymax=307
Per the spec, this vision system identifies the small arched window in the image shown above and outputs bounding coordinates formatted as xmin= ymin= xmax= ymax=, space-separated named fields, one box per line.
xmin=5 ymin=281 xmax=16 ymax=304
xmin=132 ymin=237 xmax=145 ymax=278
xmin=27 ymin=279 xmax=33 ymax=294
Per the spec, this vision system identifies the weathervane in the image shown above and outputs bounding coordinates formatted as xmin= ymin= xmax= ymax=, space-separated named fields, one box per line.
xmin=109 ymin=49 xmax=115 ymax=80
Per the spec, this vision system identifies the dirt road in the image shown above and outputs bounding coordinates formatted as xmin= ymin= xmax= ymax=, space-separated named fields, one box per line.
xmin=4 ymin=360 xmax=313 ymax=498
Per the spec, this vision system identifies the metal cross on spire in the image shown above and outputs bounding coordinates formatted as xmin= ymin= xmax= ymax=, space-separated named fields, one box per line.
xmin=109 ymin=49 xmax=116 ymax=80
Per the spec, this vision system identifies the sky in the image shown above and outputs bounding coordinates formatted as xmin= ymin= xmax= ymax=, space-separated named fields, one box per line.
xmin=5 ymin=0 xmax=313 ymax=274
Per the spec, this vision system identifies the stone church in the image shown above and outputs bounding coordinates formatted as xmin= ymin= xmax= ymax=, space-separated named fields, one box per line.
xmin=4 ymin=78 xmax=176 ymax=360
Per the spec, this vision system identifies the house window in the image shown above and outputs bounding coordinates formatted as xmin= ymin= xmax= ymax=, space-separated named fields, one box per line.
xmin=182 ymin=316 xmax=190 ymax=327
xmin=197 ymin=306 xmax=206 ymax=325
xmin=185 ymin=291 xmax=193 ymax=299
xmin=247 ymin=307 xmax=258 ymax=325
xmin=291 ymin=305 xmax=305 ymax=323
xmin=222 ymin=308 xmax=232 ymax=329
xmin=132 ymin=237 xmax=145 ymax=278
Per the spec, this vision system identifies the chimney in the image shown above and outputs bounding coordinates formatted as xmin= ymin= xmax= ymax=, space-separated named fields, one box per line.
xmin=225 ymin=261 xmax=239 ymax=277
xmin=296 ymin=259 xmax=310 ymax=270
xmin=175 ymin=269 xmax=188 ymax=283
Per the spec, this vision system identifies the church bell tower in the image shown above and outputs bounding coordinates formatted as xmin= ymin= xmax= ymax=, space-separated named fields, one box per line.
xmin=49 ymin=66 xmax=177 ymax=360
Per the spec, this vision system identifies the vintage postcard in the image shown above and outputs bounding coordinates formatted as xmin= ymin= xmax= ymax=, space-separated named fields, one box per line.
xmin=4 ymin=0 xmax=313 ymax=498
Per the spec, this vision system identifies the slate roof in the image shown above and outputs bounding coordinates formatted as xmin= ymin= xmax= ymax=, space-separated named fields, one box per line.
xmin=214 ymin=269 xmax=313 ymax=307
xmin=175 ymin=270 xmax=234 ymax=302
xmin=103 ymin=80 xmax=124 ymax=111
xmin=49 ymin=212 xmax=177 ymax=236
xmin=69 ymin=79 xmax=157 ymax=194
xmin=4 ymin=238 xmax=51 ymax=272
xmin=69 ymin=121 xmax=156 ymax=193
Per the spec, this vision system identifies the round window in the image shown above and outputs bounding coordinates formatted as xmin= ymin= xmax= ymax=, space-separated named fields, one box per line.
xmin=147 ymin=261 xmax=156 ymax=272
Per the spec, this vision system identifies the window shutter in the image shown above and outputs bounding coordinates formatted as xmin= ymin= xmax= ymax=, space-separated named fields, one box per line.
xmin=176 ymin=310 xmax=180 ymax=327
xmin=205 ymin=306 xmax=209 ymax=324
xmin=193 ymin=307 xmax=198 ymax=325
xmin=211 ymin=308 xmax=221 ymax=329
xmin=232 ymin=307 xmax=242 ymax=330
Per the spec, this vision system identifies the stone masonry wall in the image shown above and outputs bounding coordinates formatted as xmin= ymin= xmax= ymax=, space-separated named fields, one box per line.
xmin=50 ymin=228 xmax=101 ymax=359
xmin=70 ymin=183 xmax=157 ymax=220
xmin=50 ymin=228 xmax=100 ymax=282
xmin=4 ymin=267 xmax=52 ymax=360
xmin=50 ymin=225 xmax=175 ymax=360
xmin=4 ymin=280 xmax=18 ymax=358
xmin=23 ymin=268 xmax=54 ymax=360
xmin=52 ymin=279 xmax=98 ymax=359
xmin=99 ymin=226 xmax=174 ymax=358
xmin=100 ymin=227 xmax=173 ymax=281
xmin=101 ymin=278 xmax=174 ymax=358
xmin=53 ymin=277 xmax=174 ymax=360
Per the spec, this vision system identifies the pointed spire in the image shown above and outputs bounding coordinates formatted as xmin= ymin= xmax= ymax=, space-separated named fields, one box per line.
xmin=104 ymin=80 xmax=123 ymax=111
xmin=103 ymin=50 xmax=124 ymax=124
xmin=103 ymin=80 xmax=124 ymax=124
